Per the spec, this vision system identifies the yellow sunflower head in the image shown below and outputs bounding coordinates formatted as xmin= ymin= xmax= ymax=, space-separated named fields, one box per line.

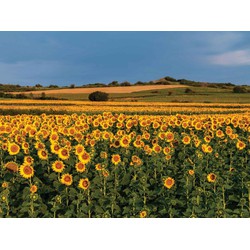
xmin=111 ymin=154 xmax=121 ymax=165
xmin=75 ymin=162 xmax=86 ymax=173
xmin=30 ymin=185 xmax=38 ymax=193
xmin=207 ymin=173 xmax=216 ymax=183
xmin=58 ymin=148 xmax=70 ymax=160
xmin=75 ymin=144 xmax=85 ymax=156
xmin=8 ymin=142 xmax=20 ymax=155
xmin=182 ymin=135 xmax=191 ymax=145
xmin=52 ymin=161 xmax=65 ymax=173
xmin=236 ymin=140 xmax=246 ymax=150
xmin=24 ymin=156 xmax=34 ymax=165
xmin=38 ymin=149 xmax=48 ymax=160
xmin=60 ymin=173 xmax=73 ymax=186
xmin=140 ymin=210 xmax=147 ymax=218
xmin=164 ymin=177 xmax=175 ymax=189
xmin=2 ymin=182 xmax=8 ymax=188
xmin=78 ymin=151 xmax=91 ymax=164
xmin=19 ymin=164 xmax=34 ymax=179
xmin=78 ymin=178 xmax=90 ymax=190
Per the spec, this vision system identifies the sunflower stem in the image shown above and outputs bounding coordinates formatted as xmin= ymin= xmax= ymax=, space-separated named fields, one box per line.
xmin=30 ymin=200 xmax=34 ymax=218
xmin=53 ymin=202 xmax=56 ymax=218
xmin=154 ymin=168 xmax=157 ymax=180
xmin=103 ymin=177 xmax=106 ymax=197
xmin=248 ymin=187 xmax=250 ymax=213
xmin=186 ymin=176 xmax=189 ymax=200
xmin=66 ymin=187 xmax=69 ymax=207
xmin=87 ymin=189 xmax=91 ymax=218
xmin=6 ymin=198 xmax=10 ymax=217
xmin=222 ymin=185 xmax=226 ymax=210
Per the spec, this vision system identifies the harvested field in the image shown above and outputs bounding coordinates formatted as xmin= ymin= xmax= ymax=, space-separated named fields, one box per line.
xmin=11 ymin=85 xmax=186 ymax=95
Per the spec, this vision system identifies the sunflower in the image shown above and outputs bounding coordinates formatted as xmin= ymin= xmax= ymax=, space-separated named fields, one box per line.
xmin=164 ymin=177 xmax=175 ymax=189
xmin=132 ymin=155 xmax=140 ymax=163
xmin=19 ymin=164 xmax=34 ymax=179
xmin=58 ymin=148 xmax=70 ymax=160
xmin=60 ymin=173 xmax=73 ymax=186
xmin=189 ymin=136 xmax=196 ymax=146
xmin=22 ymin=142 xmax=29 ymax=150
xmin=216 ymin=129 xmax=224 ymax=138
xmin=75 ymin=144 xmax=85 ymax=156
xmin=52 ymin=161 xmax=65 ymax=173
xmin=204 ymin=136 xmax=211 ymax=143
xmin=50 ymin=143 xmax=60 ymax=154
xmin=24 ymin=156 xmax=34 ymax=165
xmin=78 ymin=151 xmax=91 ymax=164
xmin=188 ymin=170 xmax=195 ymax=176
xmin=182 ymin=135 xmax=191 ymax=145
xmin=30 ymin=185 xmax=38 ymax=193
xmin=8 ymin=142 xmax=20 ymax=155
xmin=49 ymin=132 xmax=59 ymax=142
xmin=1 ymin=143 xmax=7 ymax=151
xmin=95 ymin=163 xmax=104 ymax=171
xmin=133 ymin=140 xmax=142 ymax=148
xmin=152 ymin=144 xmax=162 ymax=153
xmin=165 ymin=155 xmax=172 ymax=161
xmin=102 ymin=131 xmax=110 ymax=140
xmin=206 ymin=146 xmax=213 ymax=153
xmin=165 ymin=132 xmax=174 ymax=142
xmin=207 ymin=173 xmax=216 ymax=183
xmin=163 ymin=147 xmax=171 ymax=155
xmin=35 ymin=142 xmax=45 ymax=150
xmin=134 ymin=158 xmax=143 ymax=167
xmin=158 ymin=132 xmax=165 ymax=140
xmin=2 ymin=182 xmax=8 ymax=188
xmin=75 ymin=162 xmax=86 ymax=173
xmin=102 ymin=169 xmax=109 ymax=177
xmin=111 ymin=154 xmax=121 ymax=165
xmin=78 ymin=178 xmax=90 ymax=190
xmin=38 ymin=149 xmax=48 ymax=160
xmin=112 ymin=140 xmax=121 ymax=148
xmin=5 ymin=161 xmax=19 ymax=172
xmin=100 ymin=151 xmax=108 ymax=159
xmin=140 ymin=210 xmax=147 ymax=218
xmin=120 ymin=136 xmax=131 ymax=148
xmin=236 ymin=140 xmax=246 ymax=150
xmin=89 ymin=139 xmax=96 ymax=147
xmin=194 ymin=122 xmax=202 ymax=130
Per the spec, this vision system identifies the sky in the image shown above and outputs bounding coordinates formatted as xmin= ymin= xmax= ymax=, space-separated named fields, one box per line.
xmin=0 ymin=31 xmax=250 ymax=86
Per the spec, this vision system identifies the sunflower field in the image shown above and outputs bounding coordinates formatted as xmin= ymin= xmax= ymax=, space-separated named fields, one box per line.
xmin=0 ymin=112 xmax=249 ymax=218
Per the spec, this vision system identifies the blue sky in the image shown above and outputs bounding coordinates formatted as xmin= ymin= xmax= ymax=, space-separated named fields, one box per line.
xmin=0 ymin=31 xmax=250 ymax=86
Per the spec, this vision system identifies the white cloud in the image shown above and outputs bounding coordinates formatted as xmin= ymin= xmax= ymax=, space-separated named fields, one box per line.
xmin=208 ymin=49 xmax=250 ymax=66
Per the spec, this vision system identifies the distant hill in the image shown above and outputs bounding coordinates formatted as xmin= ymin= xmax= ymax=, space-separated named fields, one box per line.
xmin=0 ymin=75 xmax=243 ymax=93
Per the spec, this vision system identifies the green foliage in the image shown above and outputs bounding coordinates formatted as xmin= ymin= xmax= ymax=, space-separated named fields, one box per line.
xmin=185 ymin=88 xmax=195 ymax=94
xmin=233 ymin=86 xmax=248 ymax=93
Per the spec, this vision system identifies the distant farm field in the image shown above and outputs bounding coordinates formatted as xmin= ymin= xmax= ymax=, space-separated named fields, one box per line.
xmin=8 ymin=85 xmax=250 ymax=103
xmin=12 ymin=85 xmax=186 ymax=95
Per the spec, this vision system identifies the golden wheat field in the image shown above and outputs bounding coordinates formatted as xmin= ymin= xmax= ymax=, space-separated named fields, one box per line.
xmin=10 ymin=85 xmax=186 ymax=95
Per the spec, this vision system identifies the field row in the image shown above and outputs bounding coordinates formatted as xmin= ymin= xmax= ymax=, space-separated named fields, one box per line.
xmin=0 ymin=100 xmax=250 ymax=114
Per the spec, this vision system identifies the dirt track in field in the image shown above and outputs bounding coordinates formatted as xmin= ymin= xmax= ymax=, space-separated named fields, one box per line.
xmin=12 ymin=85 xmax=186 ymax=94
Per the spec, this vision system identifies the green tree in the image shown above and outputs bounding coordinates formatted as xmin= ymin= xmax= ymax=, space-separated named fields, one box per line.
xmin=88 ymin=91 xmax=109 ymax=101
